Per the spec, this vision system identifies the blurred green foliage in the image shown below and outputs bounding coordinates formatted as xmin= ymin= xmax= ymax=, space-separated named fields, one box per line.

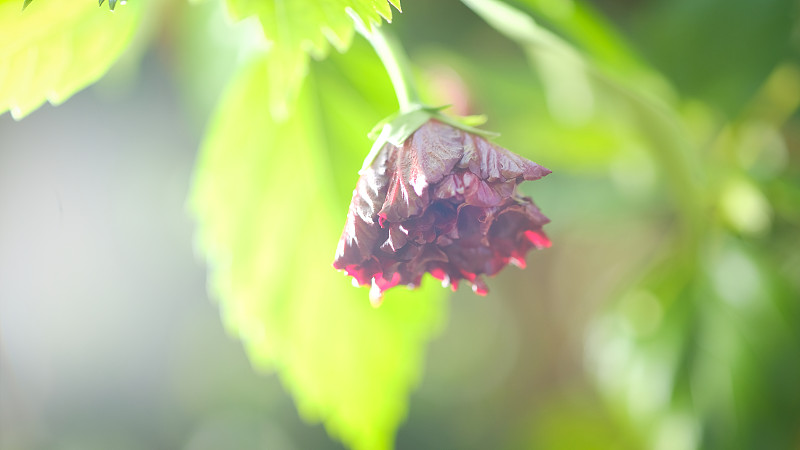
xmin=634 ymin=0 xmax=796 ymax=116
xmin=2 ymin=0 xmax=799 ymax=448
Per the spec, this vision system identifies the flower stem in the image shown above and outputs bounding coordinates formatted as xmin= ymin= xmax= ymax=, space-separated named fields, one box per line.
xmin=356 ymin=21 xmax=421 ymax=113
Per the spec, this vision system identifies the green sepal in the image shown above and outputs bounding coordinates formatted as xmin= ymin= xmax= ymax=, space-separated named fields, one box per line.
xmin=431 ymin=110 xmax=499 ymax=139
xmin=362 ymin=107 xmax=432 ymax=172
xmin=361 ymin=104 xmax=500 ymax=173
xmin=22 ymin=0 xmax=33 ymax=10
xmin=454 ymin=113 xmax=488 ymax=127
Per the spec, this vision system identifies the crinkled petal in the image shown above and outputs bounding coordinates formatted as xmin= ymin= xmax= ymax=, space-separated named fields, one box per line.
xmin=377 ymin=121 xmax=463 ymax=223
xmin=334 ymin=119 xmax=552 ymax=301
xmin=459 ymin=133 xmax=551 ymax=181
xmin=334 ymin=211 xmax=382 ymax=268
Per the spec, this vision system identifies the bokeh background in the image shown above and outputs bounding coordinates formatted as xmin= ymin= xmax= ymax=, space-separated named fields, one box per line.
xmin=2 ymin=0 xmax=799 ymax=449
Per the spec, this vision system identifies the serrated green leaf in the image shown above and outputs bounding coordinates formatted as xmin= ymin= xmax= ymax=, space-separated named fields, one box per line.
xmin=190 ymin=51 xmax=446 ymax=450
xmin=1 ymin=0 xmax=141 ymax=119
xmin=222 ymin=0 xmax=399 ymax=119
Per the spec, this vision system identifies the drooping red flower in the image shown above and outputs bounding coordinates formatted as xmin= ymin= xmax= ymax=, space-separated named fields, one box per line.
xmin=334 ymin=120 xmax=551 ymax=305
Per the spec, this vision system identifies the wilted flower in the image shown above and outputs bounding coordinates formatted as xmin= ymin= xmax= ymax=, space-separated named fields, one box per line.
xmin=334 ymin=120 xmax=551 ymax=305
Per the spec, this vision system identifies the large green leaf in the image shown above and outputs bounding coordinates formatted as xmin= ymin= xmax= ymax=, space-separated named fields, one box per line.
xmin=190 ymin=46 xmax=446 ymax=450
xmin=0 ymin=0 xmax=142 ymax=119
xmin=223 ymin=0 xmax=399 ymax=119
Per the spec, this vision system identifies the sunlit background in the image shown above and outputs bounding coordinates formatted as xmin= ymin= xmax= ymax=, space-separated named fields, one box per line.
xmin=2 ymin=0 xmax=799 ymax=449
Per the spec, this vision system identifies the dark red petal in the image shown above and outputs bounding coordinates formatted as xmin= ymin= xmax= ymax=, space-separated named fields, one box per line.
xmin=380 ymin=223 xmax=409 ymax=253
xmin=376 ymin=121 xmax=464 ymax=223
xmin=374 ymin=271 xmax=402 ymax=291
xmin=471 ymin=276 xmax=489 ymax=295
xmin=433 ymin=174 xmax=459 ymax=200
xmin=429 ymin=201 xmax=458 ymax=234
xmin=334 ymin=212 xmax=382 ymax=269
xmin=525 ymin=230 xmax=552 ymax=248
xmin=464 ymin=178 xmax=503 ymax=207
xmin=343 ymin=257 xmax=381 ymax=286
xmin=459 ymin=133 xmax=551 ymax=181
xmin=407 ymin=244 xmax=449 ymax=275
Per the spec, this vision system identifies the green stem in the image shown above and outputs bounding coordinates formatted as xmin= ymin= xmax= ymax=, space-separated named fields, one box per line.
xmin=356 ymin=22 xmax=421 ymax=113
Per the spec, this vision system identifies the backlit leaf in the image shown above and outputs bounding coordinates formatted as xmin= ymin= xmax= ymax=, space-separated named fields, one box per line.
xmin=190 ymin=46 xmax=446 ymax=450
xmin=222 ymin=0 xmax=400 ymax=119
xmin=0 ymin=0 xmax=142 ymax=119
